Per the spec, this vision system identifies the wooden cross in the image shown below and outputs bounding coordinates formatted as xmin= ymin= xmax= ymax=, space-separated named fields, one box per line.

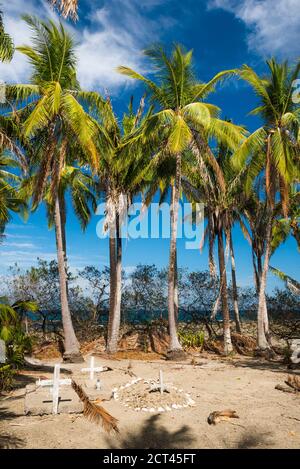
xmin=81 ymin=356 xmax=106 ymax=380
xmin=36 ymin=364 xmax=71 ymax=415
xmin=149 ymin=370 xmax=169 ymax=394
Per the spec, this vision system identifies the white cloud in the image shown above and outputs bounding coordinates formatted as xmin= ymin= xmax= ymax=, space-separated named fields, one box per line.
xmin=2 ymin=242 xmax=35 ymax=248
xmin=0 ymin=0 xmax=174 ymax=91
xmin=208 ymin=0 xmax=300 ymax=58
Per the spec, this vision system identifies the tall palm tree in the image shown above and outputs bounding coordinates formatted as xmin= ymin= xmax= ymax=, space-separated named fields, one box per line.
xmin=78 ymin=92 xmax=151 ymax=353
xmin=183 ymin=141 xmax=249 ymax=353
xmin=0 ymin=7 xmax=14 ymax=62
xmin=118 ymin=44 xmax=245 ymax=356
xmin=8 ymin=16 xmax=98 ymax=362
xmin=233 ymin=59 xmax=300 ymax=350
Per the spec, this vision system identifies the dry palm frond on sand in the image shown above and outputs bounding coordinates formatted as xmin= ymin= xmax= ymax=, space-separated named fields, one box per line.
xmin=207 ymin=409 xmax=239 ymax=425
xmin=71 ymin=380 xmax=119 ymax=433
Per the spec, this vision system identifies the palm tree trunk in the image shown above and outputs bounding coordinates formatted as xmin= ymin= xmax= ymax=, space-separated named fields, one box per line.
xmin=252 ymin=249 xmax=259 ymax=295
xmin=107 ymin=202 xmax=116 ymax=352
xmin=59 ymin=193 xmax=69 ymax=297
xmin=54 ymin=194 xmax=82 ymax=362
xmin=174 ymin=247 xmax=179 ymax=323
xmin=229 ymin=231 xmax=242 ymax=333
xmin=107 ymin=209 xmax=122 ymax=354
xmin=168 ymin=154 xmax=183 ymax=353
xmin=171 ymin=185 xmax=179 ymax=323
xmin=257 ymin=218 xmax=272 ymax=350
xmin=217 ymin=227 xmax=233 ymax=354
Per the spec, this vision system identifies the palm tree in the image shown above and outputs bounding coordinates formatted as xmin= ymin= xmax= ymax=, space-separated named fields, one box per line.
xmin=49 ymin=1 xmax=78 ymax=20
xmin=118 ymin=44 xmax=245 ymax=356
xmin=183 ymin=141 xmax=249 ymax=353
xmin=0 ymin=155 xmax=27 ymax=238
xmin=78 ymin=92 xmax=151 ymax=353
xmin=9 ymin=16 xmax=98 ymax=362
xmin=0 ymin=7 xmax=14 ymax=62
xmin=233 ymin=59 xmax=300 ymax=350
xmin=270 ymin=266 xmax=300 ymax=296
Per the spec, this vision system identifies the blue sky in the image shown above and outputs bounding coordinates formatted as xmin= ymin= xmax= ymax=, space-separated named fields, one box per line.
xmin=0 ymin=0 xmax=299 ymax=291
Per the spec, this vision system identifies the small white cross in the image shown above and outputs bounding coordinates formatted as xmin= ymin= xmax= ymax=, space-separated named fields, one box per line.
xmin=36 ymin=364 xmax=71 ymax=414
xmin=149 ymin=370 xmax=168 ymax=394
xmin=81 ymin=356 xmax=106 ymax=380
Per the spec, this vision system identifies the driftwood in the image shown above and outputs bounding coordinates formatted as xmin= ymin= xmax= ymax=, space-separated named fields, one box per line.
xmin=207 ymin=409 xmax=239 ymax=425
xmin=275 ymin=384 xmax=296 ymax=394
xmin=285 ymin=375 xmax=300 ymax=392
xmin=275 ymin=375 xmax=300 ymax=394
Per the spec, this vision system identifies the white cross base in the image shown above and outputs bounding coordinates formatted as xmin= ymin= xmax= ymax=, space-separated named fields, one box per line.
xmin=150 ymin=370 xmax=168 ymax=394
xmin=36 ymin=364 xmax=71 ymax=414
xmin=81 ymin=356 xmax=106 ymax=380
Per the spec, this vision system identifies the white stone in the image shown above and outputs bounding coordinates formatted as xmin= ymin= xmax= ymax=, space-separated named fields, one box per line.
xmin=157 ymin=407 xmax=165 ymax=412
xmin=142 ymin=408 xmax=149 ymax=412
xmin=165 ymin=406 xmax=172 ymax=411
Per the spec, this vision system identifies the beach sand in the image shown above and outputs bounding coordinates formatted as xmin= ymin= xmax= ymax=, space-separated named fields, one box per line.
xmin=1 ymin=354 xmax=300 ymax=449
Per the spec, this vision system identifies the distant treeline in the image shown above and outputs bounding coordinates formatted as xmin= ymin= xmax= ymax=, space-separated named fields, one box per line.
xmin=3 ymin=260 xmax=299 ymax=333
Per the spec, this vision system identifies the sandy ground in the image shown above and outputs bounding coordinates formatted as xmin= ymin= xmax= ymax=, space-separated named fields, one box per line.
xmin=1 ymin=354 xmax=300 ymax=449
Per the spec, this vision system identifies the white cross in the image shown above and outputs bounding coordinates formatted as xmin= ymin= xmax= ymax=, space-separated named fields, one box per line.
xmin=36 ymin=364 xmax=72 ymax=414
xmin=81 ymin=356 xmax=106 ymax=380
xmin=149 ymin=370 xmax=168 ymax=394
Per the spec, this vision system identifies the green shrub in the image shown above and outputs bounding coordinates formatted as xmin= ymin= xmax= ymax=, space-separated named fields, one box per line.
xmin=0 ymin=364 xmax=15 ymax=392
xmin=178 ymin=330 xmax=205 ymax=349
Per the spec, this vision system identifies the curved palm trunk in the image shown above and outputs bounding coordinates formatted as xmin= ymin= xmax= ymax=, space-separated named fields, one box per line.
xmin=257 ymin=219 xmax=272 ymax=350
xmin=107 ymin=210 xmax=122 ymax=354
xmin=168 ymin=155 xmax=183 ymax=352
xmin=229 ymin=231 xmax=242 ymax=333
xmin=217 ymin=227 xmax=233 ymax=354
xmin=54 ymin=195 xmax=82 ymax=362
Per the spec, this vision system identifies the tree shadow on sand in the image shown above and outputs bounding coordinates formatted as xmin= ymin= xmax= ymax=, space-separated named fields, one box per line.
xmin=106 ymin=414 xmax=195 ymax=449
xmin=0 ymin=406 xmax=19 ymax=421
xmin=0 ymin=433 xmax=26 ymax=449
xmin=230 ymin=428 xmax=274 ymax=449
xmin=231 ymin=358 xmax=300 ymax=376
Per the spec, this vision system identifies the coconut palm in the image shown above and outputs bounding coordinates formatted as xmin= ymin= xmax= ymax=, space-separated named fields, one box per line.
xmin=0 ymin=155 xmax=27 ymax=237
xmin=78 ymin=92 xmax=152 ymax=353
xmin=0 ymin=7 xmax=14 ymax=62
xmin=233 ymin=59 xmax=300 ymax=350
xmin=8 ymin=16 xmax=98 ymax=361
xmin=182 ymin=140 xmax=250 ymax=352
xmin=118 ymin=44 xmax=245 ymax=356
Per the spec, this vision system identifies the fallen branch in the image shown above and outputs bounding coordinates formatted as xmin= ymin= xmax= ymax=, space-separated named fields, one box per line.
xmin=275 ymin=384 xmax=296 ymax=394
xmin=207 ymin=409 xmax=239 ymax=425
